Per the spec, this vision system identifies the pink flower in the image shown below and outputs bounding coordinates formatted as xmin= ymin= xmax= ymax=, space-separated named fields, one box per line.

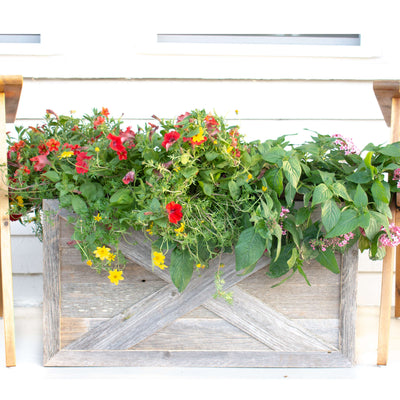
xmin=122 ymin=170 xmax=136 ymax=185
xmin=30 ymin=154 xmax=51 ymax=172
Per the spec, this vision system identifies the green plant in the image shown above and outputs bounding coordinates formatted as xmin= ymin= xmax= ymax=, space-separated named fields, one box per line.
xmin=6 ymin=108 xmax=400 ymax=295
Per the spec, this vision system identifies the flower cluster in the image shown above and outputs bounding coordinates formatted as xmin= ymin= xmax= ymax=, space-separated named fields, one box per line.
xmin=310 ymin=232 xmax=355 ymax=252
xmin=379 ymin=224 xmax=400 ymax=247
xmin=332 ymin=133 xmax=359 ymax=155
xmin=6 ymin=107 xmax=400 ymax=294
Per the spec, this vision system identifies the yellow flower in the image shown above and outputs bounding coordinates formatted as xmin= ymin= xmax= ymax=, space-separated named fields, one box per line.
xmin=192 ymin=129 xmax=206 ymax=144
xmin=95 ymin=147 xmax=100 ymax=152
xmin=16 ymin=195 xmax=24 ymax=207
xmin=219 ymin=263 xmax=225 ymax=268
xmin=153 ymin=251 xmax=165 ymax=266
xmin=262 ymin=186 xmax=267 ymax=192
xmin=86 ymin=260 xmax=93 ymax=266
xmin=58 ymin=150 xmax=74 ymax=159
xmin=106 ymin=252 xmax=116 ymax=262
xmin=146 ymin=222 xmax=153 ymax=235
xmin=246 ymin=173 xmax=253 ymax=182
xmin=158 ymin=264 xmax=168 ymax=270
xmin=196 ymin=263 xmax=206 ymax=269
xmin=94 ymin=213 xmax=102 ymax=222
xmin=235 ymin=109 xmax=239 ymax=115
xmin=108 ymin=269 xmax=124 ymax=285
xmin=226 ymin=146 xmax=233 ymax=154
xmin=213 ymin=140 xmax=218 ymax=145
xmin=174 ymin=222 xmax=185 ymax=234
xmin=93 ymin=245 xmax=111 ymax=261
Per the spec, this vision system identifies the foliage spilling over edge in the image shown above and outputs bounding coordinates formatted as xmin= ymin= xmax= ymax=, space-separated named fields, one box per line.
xmin=6 ymin=108 xmax=400 ymax=297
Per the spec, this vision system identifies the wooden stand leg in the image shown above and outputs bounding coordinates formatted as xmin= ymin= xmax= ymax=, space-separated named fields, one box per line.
xmin=395 ymin=205 xmax=400 ymax=318
xmin=0 ymin=92 xmax=16 ymax=367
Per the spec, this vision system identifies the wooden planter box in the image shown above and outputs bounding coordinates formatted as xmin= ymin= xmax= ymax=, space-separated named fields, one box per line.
xmin=42 ymin=199 xmax=358 ymax=367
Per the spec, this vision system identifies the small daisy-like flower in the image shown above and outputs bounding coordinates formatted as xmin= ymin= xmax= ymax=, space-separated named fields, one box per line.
xmin=93 ymin=245 xmax=111 ymax=261
xmin=16 ymin=195 xmax=24 ymax=207
xmin=95 ymin=147 xmax=100 ymax=152
xmin=246 ymin=173 xmax=253 ymax=182
xmin=262 ymin=186 xmax=267 ymax=192
xmin=153 ymin=251 xmax=165 ymax=266
xmin=106 ymin=252 xmax=116 ymax=262
xmin=158 ymin=264 xmax=168 ymax=270
xmin=108 ymin=269 xmax=124 ymax=285
xmin=196 ymin=263 xmax=206 ymax=269
xmin=174 ymin=222 xmax=185 ymax=234
xmin=86 ymin=260 xmax=93 ymax=266
xmin=94 ymin=213 xmax=102 ymax=222
xmin=58 ymin=150 xmax=74 ymax=159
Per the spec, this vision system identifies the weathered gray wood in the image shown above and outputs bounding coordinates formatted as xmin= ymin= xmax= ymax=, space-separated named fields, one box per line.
xmin=119 ymin=232 xmax=336 ymax=352
xmin=43 ymin=200 xmax=357 ymax=367
xmin=204 ymin=286 xmax=337 ymax=352
xmin=65 ymin=252 xmax=268 ymax=350
xmin=42 ymin=199 xmax=62 ymax=365
xmin=339 ymin=244 xmax=358 ymax=365
xmin=45 ymin=350 xmax=352 ymax=368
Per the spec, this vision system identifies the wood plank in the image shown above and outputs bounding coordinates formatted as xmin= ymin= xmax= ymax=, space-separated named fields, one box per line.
xmin=45 ymin=349 xmax=351 ymax=368
xmin=339 ymin=244 xmax=358 ymax=365
xmin=373 ymin=80 xmax=400 ymax=127
xmin=0 ymin=75 xmax=23 ymax=123
xmin=396 ymin=207 xmax=400 ymax=318
xmin=65 ymin=251 xmax=268 ymax=350
xmin=42 ymin=199 xmax=62 ymax=365
xmin=377 ymin=201 xmax=397 ymax=365
xmin=0 ymin=91 xmax=16 ymax=367
xmin=204 ymin=286 xmax=336 ymax=352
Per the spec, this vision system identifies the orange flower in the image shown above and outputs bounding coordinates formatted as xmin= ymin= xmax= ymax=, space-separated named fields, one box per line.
xmin=46 ymin=138 xmax=60 ymax=152
xmin=101 ymin=107 xmax=110 ymax=117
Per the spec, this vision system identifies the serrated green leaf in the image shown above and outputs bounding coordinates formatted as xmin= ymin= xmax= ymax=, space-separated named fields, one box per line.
xmin=325 ymin=208 xmax=359 ymax=238
xmin=295 ymin=207 xmax=311 ymax=225
xmin=283 ymin=158 xmax=301 ymax=188
xmin=331 ymin=181 xmax=352 ymax=202
xmin=266 ymin=168 xmax=283 ymax=196
xmin=71 ymin=196 xmax=88 ymax=216
xmin=371 ymin=180 xmax=389 ymax=204
xmin=321 ymin=199 xmax=340 ymax=232
xmin=311 ymin=183 xmax=333 ymax=206
xmin=228 ymin=180 xmax=240 ymax=200
xmin=43 ymin=170 xmax=60 ymax=183
xmin=354 ymin=184 xmax=368 ymax=208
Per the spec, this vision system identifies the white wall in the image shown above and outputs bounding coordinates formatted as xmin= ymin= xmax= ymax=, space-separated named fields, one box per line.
xmin=3 ymin=0 xmax=400 ymax=306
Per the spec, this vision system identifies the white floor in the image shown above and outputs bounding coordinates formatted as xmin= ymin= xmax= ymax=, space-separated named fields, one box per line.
xmin=1 ymin=306 xmax=400 ymax=399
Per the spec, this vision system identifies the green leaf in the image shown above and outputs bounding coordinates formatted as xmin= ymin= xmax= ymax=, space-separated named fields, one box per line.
xmin=371 ymin=180 xmax=390 ymax=204
xmin=110 ymin=189 xmax=133 ymax=206
xmin=285 ymin=183 xmax=296 ymax=206
xmin=228 ymin=180 xmax=240 ymax=200
xmin=354 ymin=184 xmax=368 ymax=208
xmin=205 ymin=152 xmax=219 ymax=161
xmin=319 ymin=170 xmax=335 ymax=185
xmin=379 ymin=142 xmax=400 ymax=156
xmin=43 ymin=170 xmax=60 ymax=183
xmin=170 ymin=247 xmax=193 ymax=292
xmin=267 ymin=244 xmax=294 ymax=278
xmin=316 ymin=248 xmax=340 ymax=274
xmin=199 ymin=181 xmax=214 ymax=196
xmin=71 ymin=196 xmax=88 ymax=216
xmin=358 ymin=235 xmax=371 ymax=253
xmin=311 ymin=183 xmax=333 ymax=206
xmin=181 ymin=166 xmax=198 ymax=179
xmin=346 ymin=169 xmax=372 ymax=184
xmin=365 ymin=211 xmax=390 ymax=241
xmin=331 ymin=181 xmax=352 ymax=202
xmin=266 ymin=168 xmax=283 ymax=196
xmin=283 ymin=158 xmax=301 ymax=188
xmin=235 ymin=226 xmax=265 ymax=271
xmin=295 ymin=207 xmax=311 ymax=225
xmin=325 ymin=208 xmax=359 ymax=238
xmin=260 ymin=146 xmax=286 ymax=165
xmin=80 ymin=182 xmax=104 ymax=202
xmin=321 ymin=199 xmax=340 ymax=233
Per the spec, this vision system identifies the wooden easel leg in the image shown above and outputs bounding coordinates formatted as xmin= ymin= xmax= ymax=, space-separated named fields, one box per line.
xmin=0 ymin=92 xmax=16 ymax=367
xmin=395 ymin=207 xmax=400 ymax=318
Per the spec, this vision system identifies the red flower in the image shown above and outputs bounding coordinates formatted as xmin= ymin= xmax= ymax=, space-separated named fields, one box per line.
xmin=161 ymin=131 xmax=180 ymax=151
xmin=75 ymin=151 xmax=92 ymax=174
xmin=30 ymin=154 xmax=51 ymax=172
xmin=166 ymin=201 xmax=183 ymax=224
xmin=94 ymin=116 xmax=105 ymax=127
xmin=107 ymin=133 xmax=128 ymax=160
xmin=46 ymin=138 xmax=60 ymax=152
xmin=63 ymin=143 xmax=81 ymax=155
xmin=38 ymin=143 xmax=49 ymax=155
xmin=122 ymin=170 xmax=136 ymax=184
xmin=101 ymin=107 xmax=110 ymax=117
xmin=175 ymin=112 xmax=190 ymax=128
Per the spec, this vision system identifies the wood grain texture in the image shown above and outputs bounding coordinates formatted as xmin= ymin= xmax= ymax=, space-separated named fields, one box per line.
xmin=373 ymin=80 xmax=400 ymax=127
xmin=0 ymin=75 xmax=23 ymax=123
xmin=0 ymin=91 xmax=16 ymax=366
xmin=43 ymin=200 xmax=357 ymax=367
xmin=42 ymin=199 xmax=62 ymax=365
